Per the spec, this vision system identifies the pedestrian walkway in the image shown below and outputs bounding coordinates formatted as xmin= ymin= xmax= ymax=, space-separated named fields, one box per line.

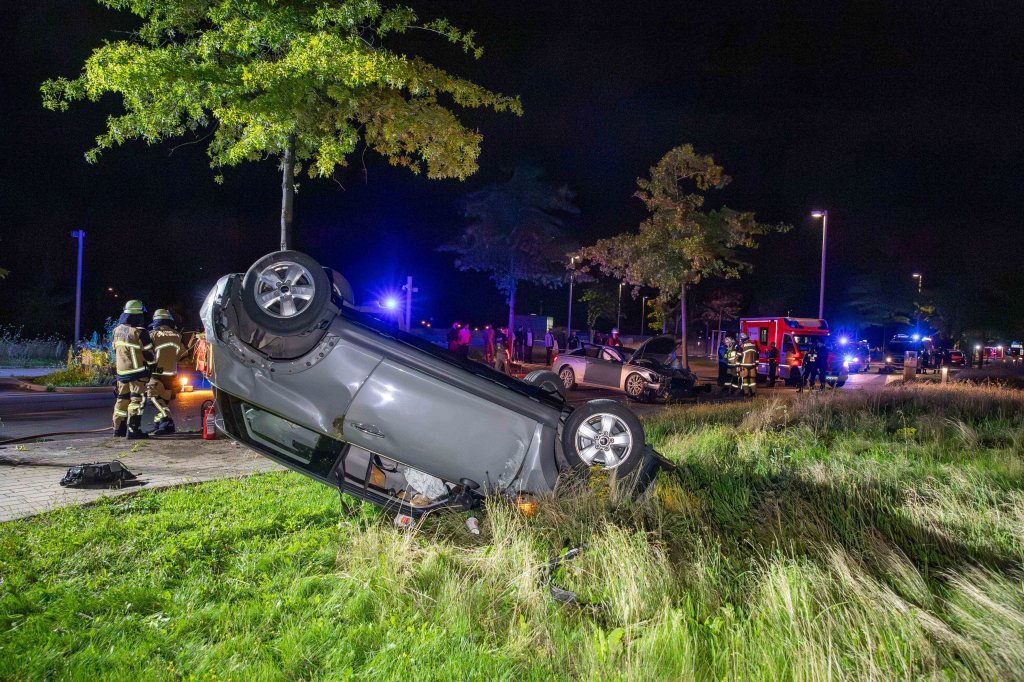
xmin=0 ymin=435 xmax=281 ymax=522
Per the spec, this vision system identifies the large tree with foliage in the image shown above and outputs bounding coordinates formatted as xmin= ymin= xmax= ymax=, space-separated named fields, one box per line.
xmin=699 ymin=289 xmax=743 ymax=335
xmin=440 ymin=166 xmax=579 ymax=333
xmin=42 ymin=0 xmax=521 ymax=250
xmin=577 ymin=144 xmax=787 ymax=367
xmin=579 ymin=284 xmax=620 ymax=340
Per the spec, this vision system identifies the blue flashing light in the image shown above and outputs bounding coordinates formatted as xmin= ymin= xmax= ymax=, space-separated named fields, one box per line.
xmin=839 ymin=336 xmax=849 ymax=345
xmin=383 ymin=297 xmax=398 ymax=310
xmin=911 ymin=334 xmax=920 ymax=341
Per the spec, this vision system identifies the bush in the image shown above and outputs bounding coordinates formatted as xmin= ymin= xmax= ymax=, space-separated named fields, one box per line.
xmin=0 ymin=326 xmax=67 ymax=367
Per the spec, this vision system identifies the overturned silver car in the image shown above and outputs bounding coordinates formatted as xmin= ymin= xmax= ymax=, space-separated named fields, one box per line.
xmin=201 ymin=251 xmax=660 ymax=516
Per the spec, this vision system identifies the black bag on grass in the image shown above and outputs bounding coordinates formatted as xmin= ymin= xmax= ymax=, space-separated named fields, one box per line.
xmin=59 ymin=460 xmax=137 ymax=488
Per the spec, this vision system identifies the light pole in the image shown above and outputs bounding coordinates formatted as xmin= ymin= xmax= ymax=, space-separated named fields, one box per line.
xmin=401 ymin=276 xmax=418 ymax=332
xmin=70 ymin=230 xmax=85 ymax=346
xmin=811 ymin=210 xmax=828 ymax=319
xmin=912 ymin=272 xmax=923 ymax=336
xmin=616 ymin=282 xmax=624 ymax=331
xmin=567 ymin=256 xmax=579 ymax=333
xmin=640 ymin=295 xmax=648 ymax=336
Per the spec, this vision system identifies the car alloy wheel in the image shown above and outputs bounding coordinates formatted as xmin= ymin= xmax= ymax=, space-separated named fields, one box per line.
xmin=559 ymin=367 xmax=576 ymax=389
xmin=254 ymin=261 xmax=317 ymax=318
xmin=625 ymin=372 xmax=647 ymax=398
xmin=573 ymin=412 xmax=633 ymax=469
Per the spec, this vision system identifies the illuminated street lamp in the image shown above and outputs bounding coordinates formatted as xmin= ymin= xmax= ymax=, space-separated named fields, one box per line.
xmin=912 ymin=272 xmax=923 ymax=293
xmin=810 ymin=211 xmax=828 ymax=319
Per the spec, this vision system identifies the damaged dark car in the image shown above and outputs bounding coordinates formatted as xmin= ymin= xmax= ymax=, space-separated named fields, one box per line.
xmin=554 ymin=335 xmax=706 ymax=402
xmin=201 ymin=251 xmax=661 ymax=517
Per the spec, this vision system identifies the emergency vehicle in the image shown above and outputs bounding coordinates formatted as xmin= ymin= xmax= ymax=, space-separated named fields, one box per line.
xmin=738 ymin=317 xmax=849 ymax=387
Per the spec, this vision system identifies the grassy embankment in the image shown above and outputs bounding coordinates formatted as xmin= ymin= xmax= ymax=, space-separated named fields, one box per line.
xmin=1 ymin=383 xmax=1023 ymax=679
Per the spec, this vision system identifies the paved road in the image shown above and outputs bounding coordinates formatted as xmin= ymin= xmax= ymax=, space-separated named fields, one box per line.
xmin=0 ymin=388 xmax=212 ymax=442
xmin=0 ymin=364 xmax=899 ymax=443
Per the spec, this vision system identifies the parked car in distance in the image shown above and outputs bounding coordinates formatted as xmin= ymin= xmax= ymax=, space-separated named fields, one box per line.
xmin=200 ymin=251 xmax=661 ymax=517
xmin=552 ymin=335 xmax=704 ymax=402
xmin=947 ymin=349 xmax=965 ymax=366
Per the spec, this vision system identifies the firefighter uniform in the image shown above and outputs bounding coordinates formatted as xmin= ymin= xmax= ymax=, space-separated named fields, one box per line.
xmin=112 ymin=300 xmax=154 ymax=439
xmin=739 ymin=336 xmax=759 ymax=397
xmin=724 ymin=340 xmax=740 ymax=394
xmin=147 ymin=309 xmax=184 ymax=435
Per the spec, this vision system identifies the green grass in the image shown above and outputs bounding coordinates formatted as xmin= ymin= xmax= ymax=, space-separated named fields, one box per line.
xmin=2 ymin=383 xmax=1023 ymax=680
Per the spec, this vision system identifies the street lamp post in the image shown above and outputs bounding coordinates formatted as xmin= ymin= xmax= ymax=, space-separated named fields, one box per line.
xmin=70 ymin=230 xmax=85 ymax=346
xmin=616 ymin=282 xmax=624 ymax=331
xmin=567 ymin=256 xmax=579 ymax=333
xmin=401 ymin=276 xmax=418 ymax=332
xmin=811 ymin=211 xmax=828 ymax=319
xmin=640 ymin=295 xmax=648 ymax=336
xmin=912 ymin=273 xmax=923 ymax=336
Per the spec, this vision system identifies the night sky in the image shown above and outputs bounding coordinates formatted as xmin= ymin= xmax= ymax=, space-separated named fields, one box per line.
xmin=3 ymin=1 xmax=1023 ymax=339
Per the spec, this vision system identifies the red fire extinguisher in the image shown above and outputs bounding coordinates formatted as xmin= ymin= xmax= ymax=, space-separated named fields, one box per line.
xmin=201 ymin=399 xmax=217 ymax=440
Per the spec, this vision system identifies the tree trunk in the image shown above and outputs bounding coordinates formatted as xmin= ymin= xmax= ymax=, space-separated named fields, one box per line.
xmin=279 ymin=134 xmax=296 ymax=251
xmin=680 ymin=281 xmax=689 ymax=369
xmin=507 ymin=280 xmax=517 ymax=344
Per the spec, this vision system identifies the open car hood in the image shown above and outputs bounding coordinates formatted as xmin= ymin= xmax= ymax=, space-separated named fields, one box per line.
xmin=629 ymin=335 xmax=680 ymax=367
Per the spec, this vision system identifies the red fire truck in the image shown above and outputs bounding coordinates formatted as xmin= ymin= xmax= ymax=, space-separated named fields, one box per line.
xmin=739 ymin=317 xmax=849 ymax=387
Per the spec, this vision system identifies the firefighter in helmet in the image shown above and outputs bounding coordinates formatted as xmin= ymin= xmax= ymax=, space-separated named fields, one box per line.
xmin=112 ymin=300 xmax=155 ymax=439
xmin=724 ymin=336 xmax=740 ymax=395
xmin=147 ymin=309 xmax=185 ymax=435
xmin=738 ymin=332 xmax=759 ymax=397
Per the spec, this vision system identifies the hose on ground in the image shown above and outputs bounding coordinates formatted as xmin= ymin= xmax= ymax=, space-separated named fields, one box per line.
xmin=0 ymin=427 xmax=113 ymax=446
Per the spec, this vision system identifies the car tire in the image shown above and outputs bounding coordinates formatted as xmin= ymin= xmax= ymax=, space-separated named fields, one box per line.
xmin=558 ymin=365 xmax=576 ymax=391
xmin=624 ymin=372 xmax=648 ymax=401
xmin=241 ymin=251 xmax=331 ymax=336
xmin=561 ymin=399 xmax=646 ymax=479
xmin=835 ymin=380 xmax=846 ymax=387
xmin=523 ymin=369 xmax=567 ymax=400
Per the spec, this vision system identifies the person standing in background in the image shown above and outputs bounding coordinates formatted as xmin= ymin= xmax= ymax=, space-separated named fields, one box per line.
xmin=458 ymin=323 xmax=471 ymax=360
xmin=483 ymin=324 xmax=495 ymax=364
xmin=767 ymin=341 xmax=779 ymax=388
xmin=525 ymin=327 xmax=534 ymax=362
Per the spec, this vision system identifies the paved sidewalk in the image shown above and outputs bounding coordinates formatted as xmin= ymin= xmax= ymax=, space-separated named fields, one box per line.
xmin=0 ymin=435 xmax=281 ymax=522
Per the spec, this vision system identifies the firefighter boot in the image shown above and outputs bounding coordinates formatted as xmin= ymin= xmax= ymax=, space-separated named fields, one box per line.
xmin=126 ymin=415 xmax=149 ymax=440
xmin=151 ymin=417 xmax=176 ymax=436
xmin=114 ymin=422 xmax=127 ymax=437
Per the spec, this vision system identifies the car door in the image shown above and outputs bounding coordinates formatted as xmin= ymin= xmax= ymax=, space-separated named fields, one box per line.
xmin=341 ymin=359 xmax=539 ymax=487
xmin=585 ymin=348 xmax=624 ymax=387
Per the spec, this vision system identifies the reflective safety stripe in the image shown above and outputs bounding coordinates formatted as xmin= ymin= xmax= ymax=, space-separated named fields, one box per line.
xmin=154 ymin=343 xmax=180 ymax=352
xmin=114 ymin=341 xmax=142 ymax=349
xmin=152 ymin=370 xmax=177 ymax=376
xmin=118 ymin=366 xmax=148 ymax=376
xmin=113 ymin=409 xmax=128 ymax=417
xmin=143 ymin=344 xmax=154 ymax=351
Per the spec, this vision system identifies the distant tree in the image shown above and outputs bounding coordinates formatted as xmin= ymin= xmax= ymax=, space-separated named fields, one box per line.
xmin=440 ymin=166 xmax=579 ymax=333
xmin=42 ymin=0 xmax=521 ymax=250
xmin=699 ymin=290 xmax=743 ymax=335
xmin=846 ymin=274 xmax=914 ymax=338
xmin=580 ymin=284 xmax=620 ymax=340
xmin=577 ymin=144 xmax=788 ymax=367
